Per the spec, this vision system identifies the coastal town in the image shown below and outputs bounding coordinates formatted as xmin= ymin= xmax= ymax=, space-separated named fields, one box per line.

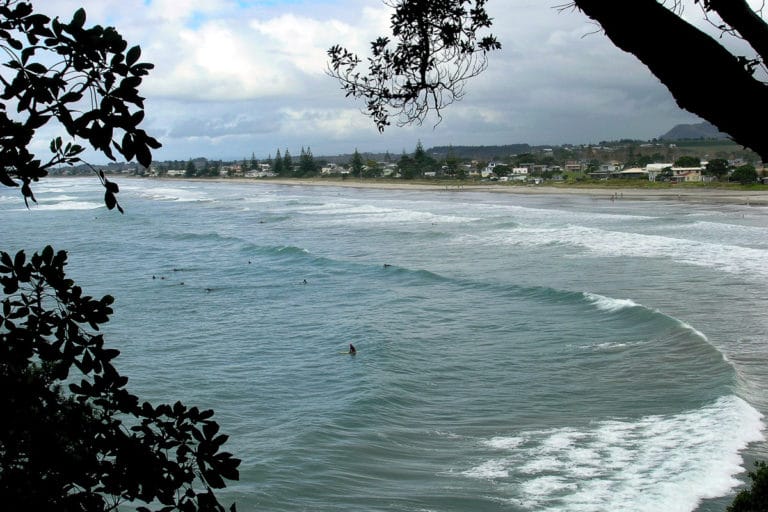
xmin=56 ymin=135 xmax=767 ymax=187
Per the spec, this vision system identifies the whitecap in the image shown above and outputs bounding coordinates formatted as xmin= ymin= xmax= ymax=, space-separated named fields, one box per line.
xmin=21 ymin=201 xmax=103 ymax=211
xmin=583 ymin=291 xmax=639 ymax=313
xmin=464 ymin=396 xmax=764 ymax=512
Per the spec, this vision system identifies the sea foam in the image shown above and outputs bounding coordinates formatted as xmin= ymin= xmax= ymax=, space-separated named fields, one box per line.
xmin=464 ymin=395 xmax=764 ymax=512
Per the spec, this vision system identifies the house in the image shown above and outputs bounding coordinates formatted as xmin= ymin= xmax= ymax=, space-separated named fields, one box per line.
xmin=600 ymin=162 xmax=622 ymax=173
xmin=671 ymin=168 xmax=703 ymax=182
xmin=617 ymin=168 xmax=649 ymax=180
xmin=564 ymin=162 xmax=585 ymax=173
xmin=645 ymin=162 xmax=673 ymax=181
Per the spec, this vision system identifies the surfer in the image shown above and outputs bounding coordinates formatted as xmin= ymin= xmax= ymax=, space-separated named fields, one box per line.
xmin=349 ymin=343 xmax=357 ymax=355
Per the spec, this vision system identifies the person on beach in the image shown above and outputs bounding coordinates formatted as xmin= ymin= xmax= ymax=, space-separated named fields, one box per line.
xmin=349 ymin=343 xmax=357 ymax=355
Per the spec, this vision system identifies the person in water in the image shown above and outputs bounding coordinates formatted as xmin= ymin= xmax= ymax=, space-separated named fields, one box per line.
xmin=349 ymin=343 xmax=357 ymax=355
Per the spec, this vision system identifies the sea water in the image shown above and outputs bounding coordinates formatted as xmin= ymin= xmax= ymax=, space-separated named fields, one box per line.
xmin=1 ymin=177 xmax=767 ymax=511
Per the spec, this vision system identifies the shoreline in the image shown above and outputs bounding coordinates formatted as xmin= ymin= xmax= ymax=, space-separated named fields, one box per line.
xmin=60 ymin=175 xmax=768 ymax=206
xmin=226 ymin=177 xmax=768 ymax=206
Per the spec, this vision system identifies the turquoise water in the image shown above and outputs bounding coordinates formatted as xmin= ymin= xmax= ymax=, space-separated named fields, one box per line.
xmin=2 ymin=178 xmax=767 ymax=511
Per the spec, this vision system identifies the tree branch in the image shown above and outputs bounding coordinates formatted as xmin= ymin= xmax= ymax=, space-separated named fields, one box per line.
xmin=574 ymin=0 xmax=768 ymax=161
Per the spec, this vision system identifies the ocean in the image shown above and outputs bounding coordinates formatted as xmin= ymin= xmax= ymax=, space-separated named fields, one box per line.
xmin=1 ymin=177 xmax=767 ymax=511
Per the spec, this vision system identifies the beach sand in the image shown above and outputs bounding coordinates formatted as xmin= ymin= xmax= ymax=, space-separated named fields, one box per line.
xmin=244 ymin=178 xmax=768 ymax=206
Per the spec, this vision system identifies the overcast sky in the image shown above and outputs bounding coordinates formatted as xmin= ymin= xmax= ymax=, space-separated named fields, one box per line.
xmin=40 ymin=0 xmax=730 ymax=161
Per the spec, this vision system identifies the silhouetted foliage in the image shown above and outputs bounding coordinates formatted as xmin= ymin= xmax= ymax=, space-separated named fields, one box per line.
xmin=0 ymin=246 xmax=240 ymax=511
xmin=728 ymin=461 xmax=768 ymax=512
xmin=565 ymin=0 xmax=768 ymax=160
xmin=0 ymin=2 xmax=161 ymax=209
xmin=327 ymin=0 xmax=500 ymax=131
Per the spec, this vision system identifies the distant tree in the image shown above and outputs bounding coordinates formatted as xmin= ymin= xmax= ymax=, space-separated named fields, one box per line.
xmin=727 ymin=461 xmax=768 ymax=512
xmin=412 ymin=140 xmax=437 ymax=177
xmin=350 ymin=149 xmax=364 ymax=178
xmin=513 ymin=153 xmax=536 ymax=166
xmin=282 ymin=149 xmax=293 ymax=177
xmin=442 ymin=149 xmax=460 ymax=177
xmin=706 ymin=158 xmax=730 ymax=180
xmin=0 ymin=246 xmax=239 ymax=511
xmin=298 ymin=147 xmax=318 ymax=177
xmin=674 ymin=156 xmax=701 ymax=168
xmin=635 ymin=155 xmax=653 ymax=168
xmin=731 ymin=164 xmax=758 ymax=184
xmin=398 ymin=152 xmax=416 ymax=179
xmin=655 ymin=166 xmax=674 ymax=182
xmin=185 ymin=159 xmax=197 ymax=178
xmin=493 ymin=164 xmax=510 ymax=177
xmin=364 ymin=159 xmax=382 ymax=178
xmin=207 ymin=160 xmax=221 ymax=178
xmin=331 ymin=0 xmax=768 ymax=160
xmin=0 ymin=2 xmax=160 ymax=210
xmin=272 ymin=149 xmax=284 ymax=175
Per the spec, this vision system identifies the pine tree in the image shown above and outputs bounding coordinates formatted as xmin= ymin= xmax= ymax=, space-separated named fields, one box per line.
xmin=282 ymin=149 xmax=293 ymax=176
xmin=299 ymin=147 xmax=317 ymax=177
xmin=272 ymin=149 xmax=283 ymax=175
xmin=350 ymin=149 xmax=364 ymax=178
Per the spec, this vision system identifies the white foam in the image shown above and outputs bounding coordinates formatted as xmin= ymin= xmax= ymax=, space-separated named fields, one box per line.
xmin=483 ymin=436 xmax=525 ymax=450
xmin=462 ymin=458 xmax=510 ymax=479
xmin=477 ymin=225 xmax=768 ymax=278
xmin=300 ymin=202 xmax=476 ymax=225
xmin=583 ymin=292 xmax=639 ymax=313
xmin=139 ymin=187 xmax=210 ymax=202
xmin=0 ymin=195 xmax=20 ymax=204
xmin=41 ymin=195 xmax=78 ymax=202
xmin=586 ymin=342 xmax=632 ymax=351
xmin=463 ymin=395 xmax=764 ymax=512
xmin=22 ymin=201 xmax=103 ymax=211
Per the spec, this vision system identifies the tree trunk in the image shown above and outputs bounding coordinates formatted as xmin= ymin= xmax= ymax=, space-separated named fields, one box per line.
xmin=574 ymin=0 xmax=768 ymax=161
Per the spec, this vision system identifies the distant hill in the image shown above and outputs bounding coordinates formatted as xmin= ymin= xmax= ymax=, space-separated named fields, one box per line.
xmin=660 ymin=121 xmax=728 ymax=140
xmin=427 ymin=144 xmax=532 ymax=160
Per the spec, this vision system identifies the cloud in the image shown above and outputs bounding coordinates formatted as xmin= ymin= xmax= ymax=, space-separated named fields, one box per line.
xmin=26 ymin=1 xmax=708 ymax=161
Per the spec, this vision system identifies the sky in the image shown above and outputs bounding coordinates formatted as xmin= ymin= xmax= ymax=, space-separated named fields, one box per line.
xmin=36 ymin=1 xmax=742 ymax=162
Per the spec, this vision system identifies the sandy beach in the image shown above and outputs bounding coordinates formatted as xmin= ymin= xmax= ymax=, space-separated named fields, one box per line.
xmin=243 ymin=178 xmax=768 ymax=206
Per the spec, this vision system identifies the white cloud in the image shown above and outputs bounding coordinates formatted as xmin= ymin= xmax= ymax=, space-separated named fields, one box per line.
xmin=21 ymin=0 xmax=714 ymax=160
xmin=144 ymin=21 xmax=300 ymax=100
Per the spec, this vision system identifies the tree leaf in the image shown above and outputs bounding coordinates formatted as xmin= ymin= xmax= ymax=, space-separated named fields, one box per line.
xmin=70 ymin=8 xmax=86 ymax=29
xmin=126 ymin=45 xmax=141 ymax=67
xmin=0 ymin=169 xmax=19 ymax=187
